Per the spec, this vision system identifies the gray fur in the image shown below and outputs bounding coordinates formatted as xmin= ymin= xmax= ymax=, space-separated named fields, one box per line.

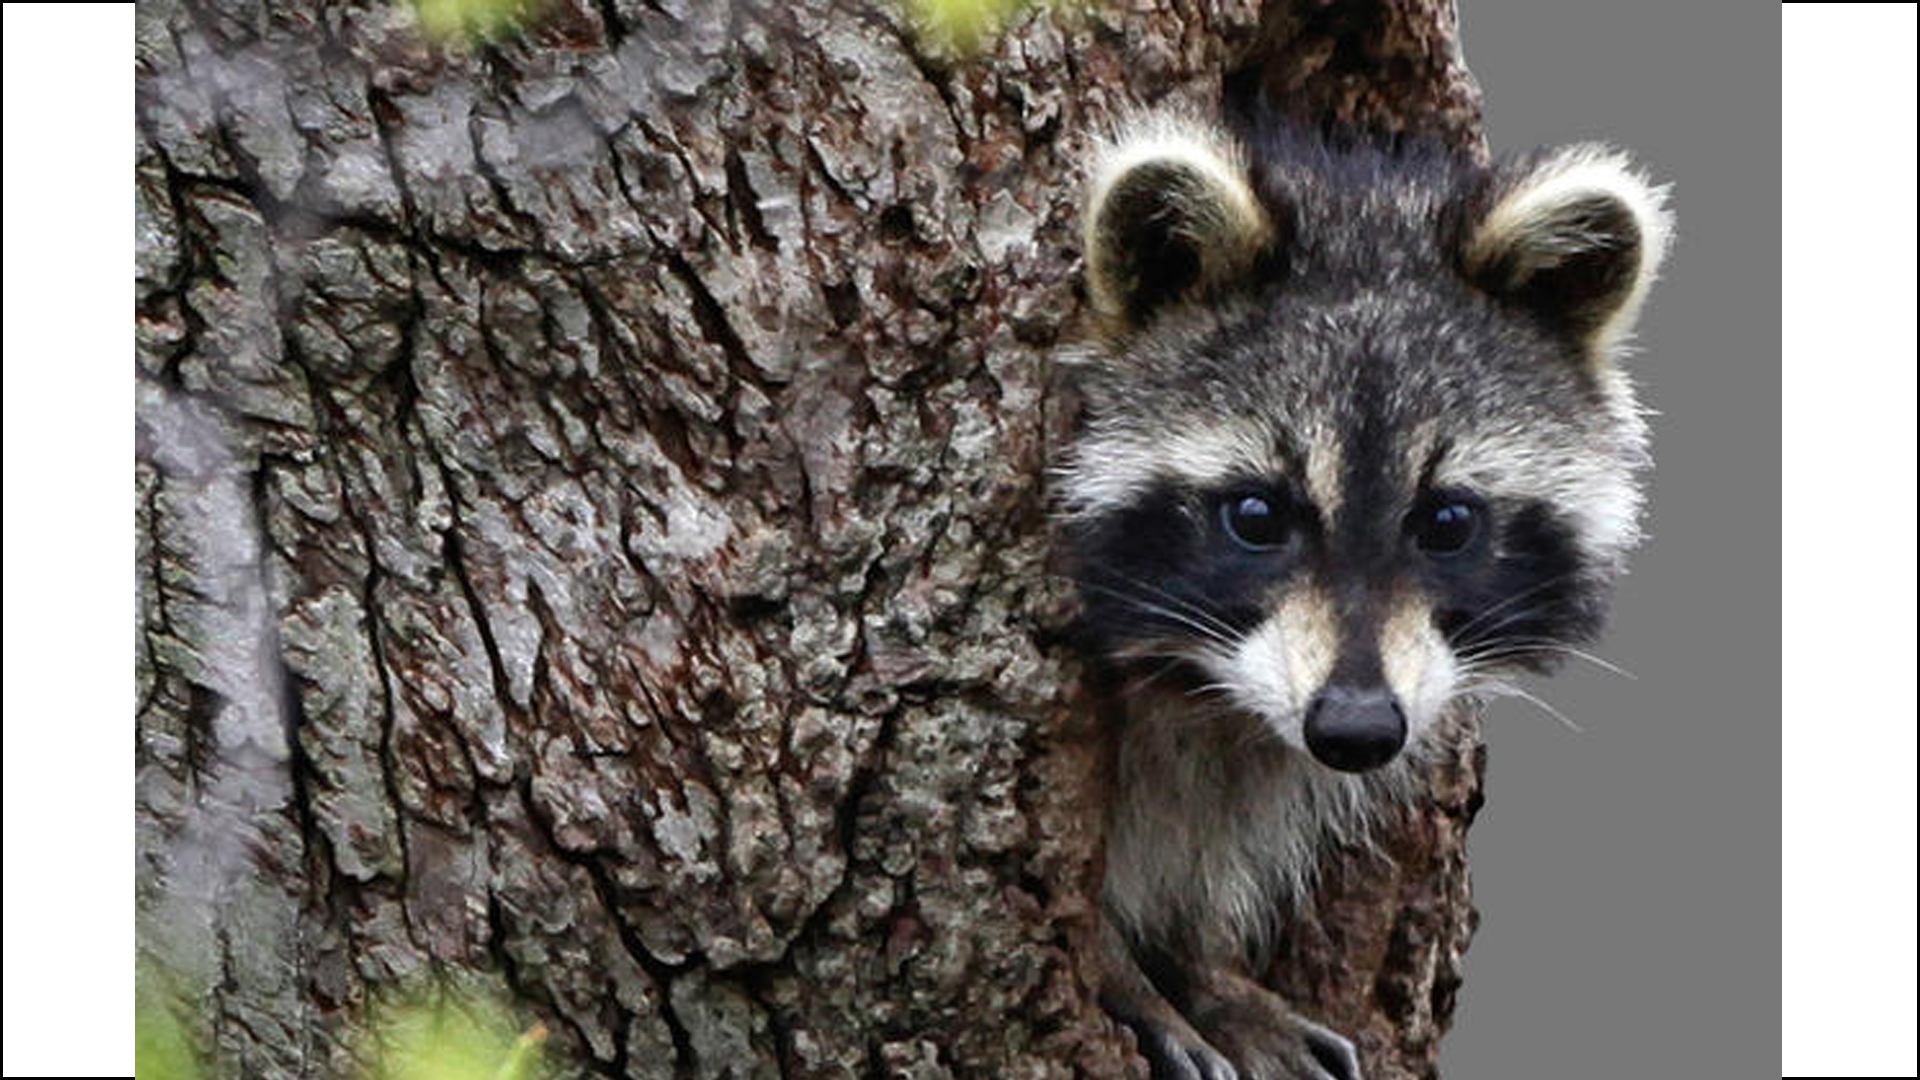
xmin=1059 ymin=112 xmax=1671 ymax=1077
xmin=1104 ymin=690 xmax=1443 ymax=968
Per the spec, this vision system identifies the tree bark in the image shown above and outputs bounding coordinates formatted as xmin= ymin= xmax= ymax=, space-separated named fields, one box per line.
xmin=134 ymin=1 xmax=1486 ymax=1077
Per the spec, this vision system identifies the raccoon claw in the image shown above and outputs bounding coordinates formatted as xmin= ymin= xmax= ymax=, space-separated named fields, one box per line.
xmin=1296 ymin=1019 xmax=1362 ymax=1080
xmin=1236 ymin=1013 xmax=1360 ymax=1080
xmin=1187 ymin=985 xmax=1364 ymax=1080
xmin=1130 ymin=1018 xmax=1240 ymax=1080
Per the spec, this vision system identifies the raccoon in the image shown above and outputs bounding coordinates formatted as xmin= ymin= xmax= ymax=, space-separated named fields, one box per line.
xmin=1058 ymin=110 xmax=1671 ymax=1080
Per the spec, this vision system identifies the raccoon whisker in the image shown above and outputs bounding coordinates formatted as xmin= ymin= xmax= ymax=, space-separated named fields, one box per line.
xmin=1114 ymin=606 xmax=1237 ymax=651
xmin=1448 ymin=574 xmax=1581 ymax=641
xmin=1124 ymin=658 xmax=1194 ymax=697
xmin=1102 ymin=574 xmax=1246 ymax=643
xmin=1458 ymin=631 xmax=1619 ymax=668
xmin=1460 ymin=639 xmax=1637 ymax=680
xmin=1454 ymin=602 xmax=1559 ymax=652
xmin=1455 ymin=645 xmax=1562 ymax=672
xmin=1457 ymin=640 xmax=1552 ymax=663
xmin=1456 ymin=607 xmax=1551 ymax=650
xmin=1453 ymin=644 xmax=1587 ymax=686
xmin=1077 ymin=579 xmax=1243 ymax=649
xmin=1513 ymin=640 xmax=1634 ymax=679
xmin=1183 ymin=680 xmax=1240 ymax=702
xmin=1472 ymin=678 xmax=1583 ymax=734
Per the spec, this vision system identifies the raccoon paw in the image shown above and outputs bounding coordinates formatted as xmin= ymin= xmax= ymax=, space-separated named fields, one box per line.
xmin=1275 ymin=1014 xmax=1362 ymax=1080
xmin=1185 ymin=975 xmax=1363 ymax=1080
xmin=1203 ymin=1011 xmax=1361 ymax=1080
xmin=1124 ymin=1016 xmax=1241 ymax=1080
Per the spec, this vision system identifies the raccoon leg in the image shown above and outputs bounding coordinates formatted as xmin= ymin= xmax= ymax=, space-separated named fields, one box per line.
xmin=1099 ymin=918 xmax=1241 ymax=1080
xmin=1181 ymin=968 xmax=1363 ymax=1080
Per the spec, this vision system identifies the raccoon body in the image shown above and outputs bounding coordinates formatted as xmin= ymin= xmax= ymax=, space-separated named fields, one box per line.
xmin=1060 ymin=111 xmax=1670 ymax=1079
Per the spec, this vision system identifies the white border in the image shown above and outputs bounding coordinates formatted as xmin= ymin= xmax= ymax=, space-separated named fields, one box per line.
xmin=3 ymin=4 xmax=137 ymax=1077
xmin=3 ymin=5 xmax=1917 ymax=1079
xmin=1781 ymin=6 xmax=1918 ymax=1076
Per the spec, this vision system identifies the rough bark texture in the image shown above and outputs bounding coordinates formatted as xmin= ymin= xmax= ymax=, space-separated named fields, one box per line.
xmin=134 ymin=2 xmax=1485 ymax=1077
xmin=1241 ymin=0 xmax=1486 ymax=164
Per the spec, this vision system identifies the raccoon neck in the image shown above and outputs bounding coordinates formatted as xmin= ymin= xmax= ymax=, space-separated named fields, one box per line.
xmin=1102 ymin=692 xmax=1416 ymax=970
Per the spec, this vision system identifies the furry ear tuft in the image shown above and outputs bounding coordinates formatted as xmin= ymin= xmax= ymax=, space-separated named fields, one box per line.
xmin=1463 ymin=146 xmax=1673 ymax=359
xmin=1083 ymin=116 xmax=1272 ymax=329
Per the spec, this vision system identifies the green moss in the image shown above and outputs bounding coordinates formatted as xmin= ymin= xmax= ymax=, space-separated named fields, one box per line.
xmin=413 ymin=0 xmax=547 ymax=46
xmin=135 ymin=966 xmax=203 ymax=1080
xmin=903 ymin=0 xmax=1030 ymax=55
xmin=363 ymin=987 xmax=548 ymax=1080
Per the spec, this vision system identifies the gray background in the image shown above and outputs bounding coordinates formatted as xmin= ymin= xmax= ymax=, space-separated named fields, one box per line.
xmin=1442 ymin=3 xmax=1781 ymax=1077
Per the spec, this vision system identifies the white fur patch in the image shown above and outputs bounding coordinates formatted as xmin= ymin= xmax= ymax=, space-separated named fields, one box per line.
xmin=1217 ymin=592 xmax=1454 ymax=756
xmin=1053 ymin=406 xmax=1347 ymax=523
xmin=1434 ymin=424 xmax=1647 ymax=570
xmin=1467 ymin=145 xmax=1674 ymax=358
xmin=1208 ymin=589 xmax=1338 ymax=748
xmin=1380 ymin=597 xmax=1456 ymax=741
xmin=1053 ymin=416 xmax=1277 ymax=519
xmin=1300 ymin=416 xmax=1346 ymax=522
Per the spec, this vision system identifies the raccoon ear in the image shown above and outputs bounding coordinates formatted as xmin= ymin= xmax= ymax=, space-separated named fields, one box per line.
xmin=1083 ymin=118 xmax=1273 ymax=329
xmin=1463 ymin=146 xmax=1673 ymax=359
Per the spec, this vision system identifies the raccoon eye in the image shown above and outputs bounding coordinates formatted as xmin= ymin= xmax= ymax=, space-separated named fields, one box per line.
xmin=1410 ymin=497 xmax=1483 ymax=556
xmin=1219 ymin=493 xmax=1291 ymax=551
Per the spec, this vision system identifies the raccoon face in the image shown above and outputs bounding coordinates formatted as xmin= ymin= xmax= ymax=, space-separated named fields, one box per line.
xmin=1060 ymin=114 xmax=1671 ymax=774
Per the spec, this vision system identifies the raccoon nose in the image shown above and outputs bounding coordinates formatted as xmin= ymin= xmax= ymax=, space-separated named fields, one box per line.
xmin=1304 ymin=687 xmax=1407 ymax=773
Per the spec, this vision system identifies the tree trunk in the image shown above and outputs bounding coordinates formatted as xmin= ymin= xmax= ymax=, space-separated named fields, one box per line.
xmin=134 ymin=1 xmax=1486 ymax=1077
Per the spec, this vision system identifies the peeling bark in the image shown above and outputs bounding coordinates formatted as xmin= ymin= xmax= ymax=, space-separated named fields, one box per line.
xmin=134 ymin=1 xmax=1486 ymax=1077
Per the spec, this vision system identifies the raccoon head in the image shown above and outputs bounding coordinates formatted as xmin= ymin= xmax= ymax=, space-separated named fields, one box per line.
xmin=1060 ymin=114 xmax=1671 ymax=774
